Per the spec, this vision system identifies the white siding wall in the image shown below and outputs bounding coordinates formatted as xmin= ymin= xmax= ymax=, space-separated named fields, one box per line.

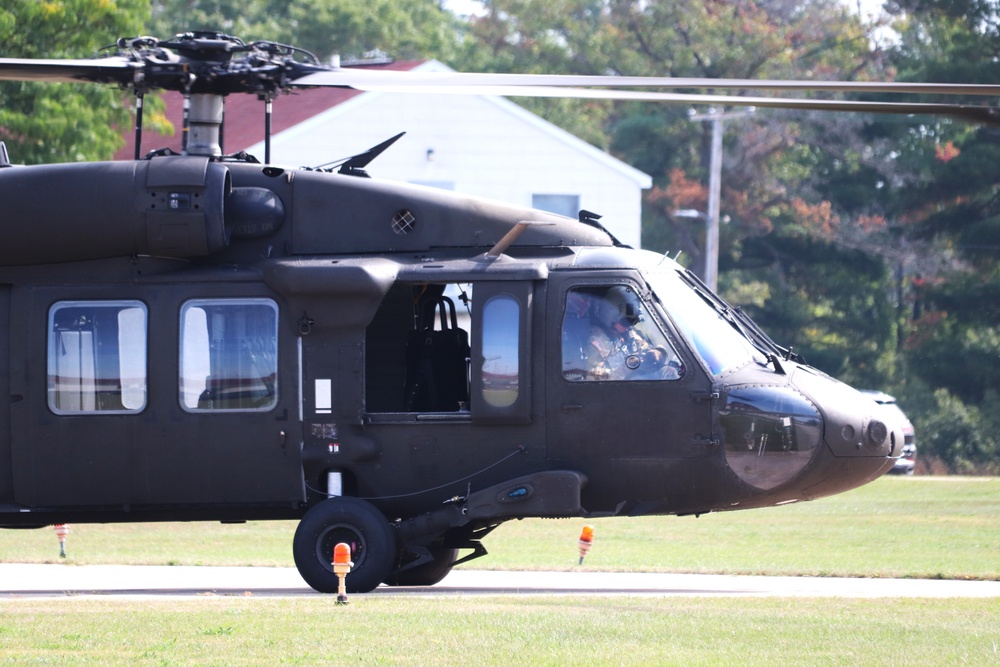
xmin=246 ymin=62 xmax=650 ymax=248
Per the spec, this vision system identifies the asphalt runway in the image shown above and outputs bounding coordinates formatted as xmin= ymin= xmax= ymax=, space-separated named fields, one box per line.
xmin=2 ymin=564 xmax=999 ymax=599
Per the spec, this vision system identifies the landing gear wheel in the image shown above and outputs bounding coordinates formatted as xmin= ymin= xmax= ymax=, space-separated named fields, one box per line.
xmin=293 ymin=497 xmax=396 ymax=594
xmin=384 ymin=547 xmax=459 ymax=587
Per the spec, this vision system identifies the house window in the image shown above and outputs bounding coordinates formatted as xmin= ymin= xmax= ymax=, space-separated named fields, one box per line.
xmin=532 ymin=194 xmax=580 ymax=219
xmin=180 ymin=298 xmax=278 ymax=411
xmin=47 ymin=300 xmax=147 ymax=413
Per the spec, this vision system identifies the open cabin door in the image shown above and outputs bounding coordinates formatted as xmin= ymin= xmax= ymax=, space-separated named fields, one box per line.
xmin=349 ymin=279 xmax=545 ymax=518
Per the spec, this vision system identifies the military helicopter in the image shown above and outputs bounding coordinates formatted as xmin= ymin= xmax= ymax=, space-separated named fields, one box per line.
xmin=1 ymin=32 xmax=997 ymax=593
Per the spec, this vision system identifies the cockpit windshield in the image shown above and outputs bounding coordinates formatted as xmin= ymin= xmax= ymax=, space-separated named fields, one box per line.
xmin=644 ymin=270 xmax=765 ymax=377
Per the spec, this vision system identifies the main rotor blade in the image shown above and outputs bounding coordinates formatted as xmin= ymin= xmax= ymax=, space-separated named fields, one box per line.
xmin=298 ymin=81 xmax=1000 ymax=125
xmin=295 ymin=69 xmax=1000 ymax=97
xmin=4 ymin=51 xmax=997 ymax=101
xmin=0 ymin=57 xmax=138 ymax=85
xmin=2 ymin=49 xmax=995 ymax=126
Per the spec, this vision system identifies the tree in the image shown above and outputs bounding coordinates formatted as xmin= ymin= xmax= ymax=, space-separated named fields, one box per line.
xmin=148 ymin=0 xmax=461 ymax=62
xmin=801 ymin=0 xmax=1000 ymax=470
xmin=883 ymin=0 xmax=1000 ymax=407
xmin=0 ymin=0 xmax=150 ymax=164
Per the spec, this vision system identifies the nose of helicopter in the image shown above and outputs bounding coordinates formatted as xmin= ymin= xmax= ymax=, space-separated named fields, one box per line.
xmin=776 ymin=367 xmax=903 ymax=499
xmin=792 ymin=367 xmax=904 ymax=460
xmin=718 ymin=367 xmax=903 ymax=498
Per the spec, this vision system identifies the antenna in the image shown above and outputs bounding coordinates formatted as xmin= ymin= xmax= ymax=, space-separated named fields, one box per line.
xmin=320 ymin=132 xmax=406 ymax=177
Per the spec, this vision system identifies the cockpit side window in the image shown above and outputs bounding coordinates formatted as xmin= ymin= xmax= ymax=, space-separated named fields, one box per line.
xmin=561 ymin=285 xmax=685 ymax=382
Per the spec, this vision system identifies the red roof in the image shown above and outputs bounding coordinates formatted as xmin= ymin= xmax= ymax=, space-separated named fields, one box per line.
xmin=114 ymin=60 xmax=424 ymax=160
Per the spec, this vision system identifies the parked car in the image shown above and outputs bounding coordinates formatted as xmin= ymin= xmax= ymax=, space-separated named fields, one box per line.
xmin=861 ymin=390 xmax=917 ymax=475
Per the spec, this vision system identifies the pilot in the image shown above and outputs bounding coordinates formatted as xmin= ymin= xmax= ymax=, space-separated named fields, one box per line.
xmin=586 ymin=286 xmax=647 ymax=380
xmin=564 ymin=286 xmax=683 ymax=382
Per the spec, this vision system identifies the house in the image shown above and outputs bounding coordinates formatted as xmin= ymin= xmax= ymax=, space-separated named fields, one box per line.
xmin=117 ymin=60 xmax=651 ymax=248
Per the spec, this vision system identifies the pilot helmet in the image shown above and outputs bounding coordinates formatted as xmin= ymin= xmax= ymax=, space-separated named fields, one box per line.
xmin=596 ymin=286 xmax=641 ymax=328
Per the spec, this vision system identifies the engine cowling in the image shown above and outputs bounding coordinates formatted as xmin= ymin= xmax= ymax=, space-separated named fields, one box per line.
xmin=0 ymin=156 xmax=235 ymax=265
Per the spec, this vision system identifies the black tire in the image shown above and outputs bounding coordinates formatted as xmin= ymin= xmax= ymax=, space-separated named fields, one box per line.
xmin=293 ymin=497 xmax=396 ymax=594
xmin=384 ymin=547 xmax=459 ymax=587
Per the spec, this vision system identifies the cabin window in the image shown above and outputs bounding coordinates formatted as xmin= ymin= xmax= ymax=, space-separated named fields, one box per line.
xmin=179 ymin=298 xmax=278 ymax=412
xmin=561 ymin=286 xmax=685 ymax=382
xmin=481 ymin=295 xmax=520 ymax=408
xmin=47 ymin=300 xmax=147 ymax=414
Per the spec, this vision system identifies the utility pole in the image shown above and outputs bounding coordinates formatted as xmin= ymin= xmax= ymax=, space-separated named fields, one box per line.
xmin=688 ymin=107 xmax=754 ymax=292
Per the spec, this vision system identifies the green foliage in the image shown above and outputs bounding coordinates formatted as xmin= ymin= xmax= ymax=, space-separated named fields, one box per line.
xmin=891 ymin=0 xmax=1000 ymax=84
xmin=730 ymin=235 xmax=896 ymax=384
xmin=0 ymin=0 xmax=145 ymax=56
xmin=907 ymin=312 xmax=1000 ymax=405
xmin=148 ymin=0 xmax=288 ymax=43
xmin=896 ymin=383 xmax=1000 ymax=474
xmin=610 ymin=105 xmax=698 ymax=182
xmin=147 ymin=0 xmax=460 ymax=61
xmin=921 ymin=389 xmax=999 ymax=473
xmin=877 ymin=1 xmax=1000 ymax=454
xmin=0 ymin=0 xmax=149 ymax=163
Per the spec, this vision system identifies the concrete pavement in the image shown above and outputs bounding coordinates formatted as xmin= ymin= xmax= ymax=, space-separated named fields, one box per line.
xmin=1 ymin=563 xmax=999 ymax=599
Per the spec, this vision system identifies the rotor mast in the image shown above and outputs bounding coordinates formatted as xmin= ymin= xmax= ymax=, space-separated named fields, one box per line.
xmin=114 ymin=32 xmax=329 ymax=160
xmin=186 ymin=93 xmax=225 ymax=157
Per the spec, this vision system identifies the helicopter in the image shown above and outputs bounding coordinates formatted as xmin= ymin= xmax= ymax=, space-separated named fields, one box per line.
xmin=1 ymin=32 xmax=997 ymax=593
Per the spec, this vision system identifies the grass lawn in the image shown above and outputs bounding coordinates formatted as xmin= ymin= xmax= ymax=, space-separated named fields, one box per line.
xmin=1 ymin=476 xmax=997 ymax=580
xmin=1 ymin=597 xmax=999 ymax=666
xmin=486 ymin=475 xmax=1000 ymax=579
xmin=1 ymin=477 xmax=998 ymax=665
